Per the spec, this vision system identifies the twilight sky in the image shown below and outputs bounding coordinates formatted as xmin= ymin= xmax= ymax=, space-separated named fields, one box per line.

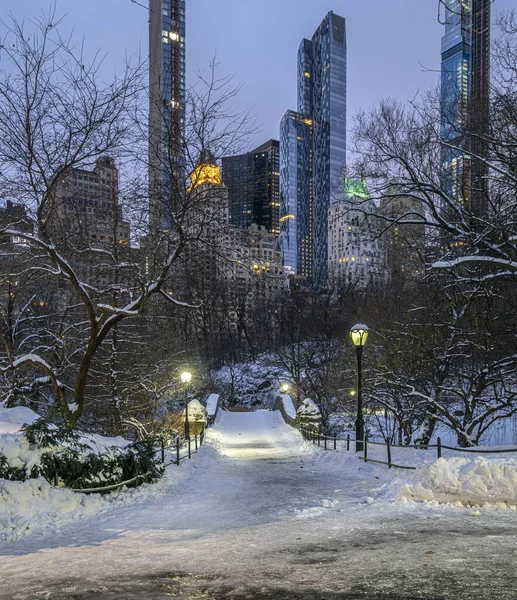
xmin=6 ymin=0 xmax=514 ymax=152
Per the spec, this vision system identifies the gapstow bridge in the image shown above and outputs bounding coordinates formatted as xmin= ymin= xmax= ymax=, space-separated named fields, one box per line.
xmin=1 ymin=407 xmax=516 ymax=600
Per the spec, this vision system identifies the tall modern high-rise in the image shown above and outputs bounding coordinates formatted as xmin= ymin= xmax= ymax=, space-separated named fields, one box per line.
xmin=279 ymin=111 xmax=313 ymax=278
xmin=441 ymin=0 xmax=490 ymax=217
xmin=149 ymin=0 xmax=186 ymax=231
xmin=222 ymin=140 xmax=280 ymax=236
xmin=280 ymin=12 xmax=347 ymax=288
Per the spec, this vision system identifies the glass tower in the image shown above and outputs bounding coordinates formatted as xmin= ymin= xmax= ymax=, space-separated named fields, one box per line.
xmin=440 ymin=0 xmax=490 ymax=217
xmin=279 ymin=12 xmax=347 ymax=287
xmin=279 ymin=111 xmax=313 ymax=277
xmin=301 ymin=12 xmax=347 ymax=288
xmin=221 ymin=140 xmax=280 ymax=236
xmin=149 ymin=0 xmax=186 ymax=231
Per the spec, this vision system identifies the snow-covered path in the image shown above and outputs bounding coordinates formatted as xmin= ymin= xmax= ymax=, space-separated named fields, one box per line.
xmin=1 ymin=411 xmax=517 ymax=599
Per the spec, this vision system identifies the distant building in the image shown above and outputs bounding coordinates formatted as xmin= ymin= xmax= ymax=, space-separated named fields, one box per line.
xmin=279 ymin=111 xmax=312 ymax=278
xmin=440 ymin=0 xmax=490 ymax=217
xmin=232 ymin=223 xmax=284 ymax=283
xmin=178 ymin=155 xmax=286 ymax=305
xmin=222 ymin=139 xmax=280 ymax=236
xmin=380 ymin=186 xmax=426 ymax=283
xmin=0 ymin=201 xmax=34 ymax=246
xmin=280 ymin=12 xmax=347 ymax=289
xmin=149 ymin=0 xmax=186 ymax=231
xmin=328 ymin=179 xmax=387 ymax=290
xmin=51 ymin=157 xmax=130 ymax=248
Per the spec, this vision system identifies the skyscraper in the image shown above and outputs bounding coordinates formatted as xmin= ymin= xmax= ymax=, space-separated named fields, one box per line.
xmin=440 ymin=0 xmax=490 ymax=217
xmin=222 ymin=140 xmax=280 ymax=236
xmin=279 ymin=111 xmax=312 ymax=278
xmin=279 ymin=11 xmax=347 ymax=288
xmin=149 ymin=0 xmax=186 ymax=231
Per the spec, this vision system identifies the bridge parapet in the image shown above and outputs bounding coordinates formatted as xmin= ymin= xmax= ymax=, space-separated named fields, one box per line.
xmin=274 ymin=394 xmax=297 ymax=428
xmin=205 ymin=393 xmax=222 ymax=426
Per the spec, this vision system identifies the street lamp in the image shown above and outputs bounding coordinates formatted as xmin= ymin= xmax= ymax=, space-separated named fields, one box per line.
xmin=180 ymin=371 xmax=192 ymax=439
xmin=281 ymin=383 xmax=290 ymax=394
xmin=349 ymin=324 xmax=368 ymax=452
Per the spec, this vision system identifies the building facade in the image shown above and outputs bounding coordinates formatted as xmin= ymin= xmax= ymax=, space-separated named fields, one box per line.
xmin=328 ymin=179 xmax=387 ymax=290
xmin=380 ymin=186 xmax=426 ymax=283
xmin=440 ymin=0 xmax=490 ymax=217
xmin=52 ymin=157 xmax=130 ymax=248
xmin=149 ymin=0 xmax=186 ymax=231
xmin=222 ymin=140 xmax=280 ymax=236
xmin=0 ymin=201 xmax=34 ymax=246
xmin=279 ymin=111 xmax=312 ymax=278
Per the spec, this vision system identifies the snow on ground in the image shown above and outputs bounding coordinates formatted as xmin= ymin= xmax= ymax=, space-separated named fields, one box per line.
xmin=0 ymin=451 xmax=193 ymax=543
xmin=3 ymin=406 xmax=517 ymax=546
xmin=308 ymin=437 xmax=517 ymax=509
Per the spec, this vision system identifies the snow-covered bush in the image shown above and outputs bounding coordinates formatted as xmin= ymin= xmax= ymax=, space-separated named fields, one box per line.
xmin=2 ymin=418 xmax=164 ymax=491
xmin=0 ymin=454 xmax=26 ymax=481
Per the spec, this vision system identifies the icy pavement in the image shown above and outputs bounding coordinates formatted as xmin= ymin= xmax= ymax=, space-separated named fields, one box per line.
xmin=1 ymin=411 xmax=517 ymax=599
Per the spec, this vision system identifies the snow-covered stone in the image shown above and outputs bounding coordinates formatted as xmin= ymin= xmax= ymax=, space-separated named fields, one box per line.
xmin=297 ymin=398 xmax=320 ymax=416
xmin=186 ymin=399 xmax=207 ymax=422
xmin=296 ymin=398 xmax=322 ymax=432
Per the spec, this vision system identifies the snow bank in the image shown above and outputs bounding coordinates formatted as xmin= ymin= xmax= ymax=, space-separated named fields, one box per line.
xmin=0 ymin=477 xmax=102 ymax=542
xmin=394 ymin=457 xmax=517 ymax=508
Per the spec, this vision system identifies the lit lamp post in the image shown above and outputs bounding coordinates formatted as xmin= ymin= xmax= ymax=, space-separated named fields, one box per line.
xmin=180 ymin=371 xmax=192 ymax=439
xmin=281 ymin=383 xmax=290 ymax=394
xmin=349 ymin=324 xmax=368 ymax=452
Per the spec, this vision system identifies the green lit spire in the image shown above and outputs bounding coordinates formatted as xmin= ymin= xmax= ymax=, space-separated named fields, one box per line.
xmin=345 ymin=177 xmax=370 ymax=200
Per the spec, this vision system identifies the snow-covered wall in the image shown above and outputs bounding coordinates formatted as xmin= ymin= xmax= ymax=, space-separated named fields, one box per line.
xmin=274 ymin=394 xmax=297 ymax=428
xmin=205 ymin=394 xmax=221 ymax=424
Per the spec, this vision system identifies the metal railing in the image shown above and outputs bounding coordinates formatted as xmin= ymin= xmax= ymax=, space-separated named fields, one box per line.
xmin=64 ymin=428 xmax=207 ymax=494
xmin=300 ymin=427 xmax=517 ymax=471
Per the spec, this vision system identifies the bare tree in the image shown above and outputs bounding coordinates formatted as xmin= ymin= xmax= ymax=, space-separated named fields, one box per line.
xmin=0 ymin=10 xmax=255 ymax=426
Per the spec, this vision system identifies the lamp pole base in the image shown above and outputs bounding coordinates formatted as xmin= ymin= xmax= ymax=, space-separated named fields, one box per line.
xmin=355 ymin=417 xmax=364 ymax=453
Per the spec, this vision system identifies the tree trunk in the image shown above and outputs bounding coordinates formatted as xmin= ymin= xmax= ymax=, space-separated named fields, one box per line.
xmin=414 ymin=417 xmax=437 ymax=448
